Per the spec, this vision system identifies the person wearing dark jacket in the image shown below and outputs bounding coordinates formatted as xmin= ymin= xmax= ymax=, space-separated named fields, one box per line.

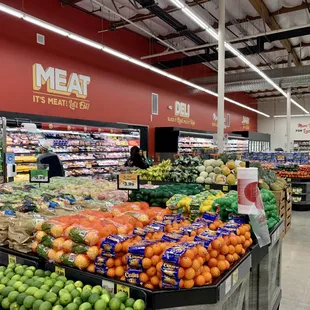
xmin=37 ymin=140 xmax=65 ymax=178
xmin=125 ymin=146 xmax=149 ymax=169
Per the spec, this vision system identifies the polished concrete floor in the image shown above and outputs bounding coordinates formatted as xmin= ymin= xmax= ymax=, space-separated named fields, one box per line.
xmin=280 ymin=211 xmax=310 ymax=310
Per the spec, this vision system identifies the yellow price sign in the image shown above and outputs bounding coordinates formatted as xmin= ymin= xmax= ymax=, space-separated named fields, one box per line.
xmin=287 ymin=178 xmax=291 ymax=182
xmin=147 ymin=181 xmax=152 ymax=185
xmin=8 ymin=255 xmax=16 ymax=264
xmin=205 ymin=185 xmax=210 ymax=190
xmin=116 ymin=284 xmax=130 ymax=298
xmin=55 ymin=266 xmax=65 ymax=276
xmin=118 ymin=174 xmax=139 ymax=190
xmin=222 ymin=185 xmax=229 ymax=192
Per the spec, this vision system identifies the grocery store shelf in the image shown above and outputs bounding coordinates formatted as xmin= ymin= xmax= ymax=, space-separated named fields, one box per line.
xmin=61 ymin=157 xmax=128 ymax=162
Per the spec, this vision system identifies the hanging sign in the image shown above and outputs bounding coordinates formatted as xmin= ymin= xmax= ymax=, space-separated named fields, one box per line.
xmin=29 ymin=169 xmax=49 ymax=183
xmin=117 ymin=174 xmax=139 ymax=190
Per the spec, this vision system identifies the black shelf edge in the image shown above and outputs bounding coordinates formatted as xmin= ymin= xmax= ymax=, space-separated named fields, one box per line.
xmin=139 ymin=181 xmax=237 ymax=192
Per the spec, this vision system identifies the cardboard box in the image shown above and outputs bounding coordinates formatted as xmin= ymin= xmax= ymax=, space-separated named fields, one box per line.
xmin=285 ymin=203 xmax=292 ymax=234
xmin=272 ymin=190 xmax=285 ymax=202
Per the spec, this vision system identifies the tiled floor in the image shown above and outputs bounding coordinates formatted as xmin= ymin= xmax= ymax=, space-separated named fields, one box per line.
xmin=280 ymin=211 xmax=310 ymax=309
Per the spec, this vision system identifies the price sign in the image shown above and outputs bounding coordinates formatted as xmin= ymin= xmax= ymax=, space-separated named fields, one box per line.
xmin=222 ymin=185 xmax=229 ymax=192
xmin=55 ymin=266 xmax=65 ymax=276
xmin=116 ymin=284 xmax=130 ymax=297
xmin=147 ymin=181 xmax=152 ymax=185
xmin=102 ymin=279 xmax=115 ymax=294
xmin=117 ymin=174 xmax=139 ymax=190
xmin=205 ymin=185 xmax=210 ymax=190
xmin=8 ymin=255 xmax=16 ymax=264
xmin=29 ymin=169 xmax=49 ymax=183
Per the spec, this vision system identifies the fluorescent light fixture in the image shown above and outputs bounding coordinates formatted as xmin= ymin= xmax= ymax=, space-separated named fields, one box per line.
xmin=23 ymin=16 xmax=69 ymax=36
xmin=69 ymin=34 xmax=103 ymax=49
xmin=170 ymin=0 xmax=309 ymax=114
xmin=103 ymin=47 xmax=130 ymax=60
xmin=0 ymin=3 xmax=23 ymax=18
xmin=274 ymin=114 xmax=310 ymax=118
xmin=171 ymin=0 xmax=184 ymax=9
xmin=291 ymin=99 xmax=309 ymax=114
xmin=128 ymin=57 xmax=151 ymax=69
xmin=0 ymin=2 xmax=270 ymax=117
xmin=225 ymin=97 xmax=270 ymax=118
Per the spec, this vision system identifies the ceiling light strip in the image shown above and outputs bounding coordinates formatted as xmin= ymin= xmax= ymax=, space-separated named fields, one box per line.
xmin=0 ymin=2 xmax=270 ymax=118
xmin=170 ymin=0 xmax=309 ymax=114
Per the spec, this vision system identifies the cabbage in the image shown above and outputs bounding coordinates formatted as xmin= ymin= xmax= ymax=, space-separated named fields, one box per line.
xmin=197 ymin=165 xmax=206 ymax=172
xmin=196 ymin=176 xmax=205 ymax=184
xmin=205 ymin=177 xmax=212 ymax=184
xmin=200 ymin=171 xmax=208 ymax=178
xmin=205 ymin=166 xmax=213 ymax=173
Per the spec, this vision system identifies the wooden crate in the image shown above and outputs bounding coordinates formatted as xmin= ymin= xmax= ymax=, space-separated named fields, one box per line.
xmin=285 ymin=202 xmax=292 ymax=234
xmin=276 ymin=200 xmax=286 ymax=219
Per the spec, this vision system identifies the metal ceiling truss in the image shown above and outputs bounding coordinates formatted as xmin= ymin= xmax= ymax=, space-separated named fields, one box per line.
xmin=152 ymin=25 xmax=310 ymax=69
xmin=157 ymin=3 xmax=308 ymax=41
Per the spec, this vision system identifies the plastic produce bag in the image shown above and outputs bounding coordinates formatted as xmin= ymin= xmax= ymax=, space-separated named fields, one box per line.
xmin=249 ymin=193 xmax=271 ymax=247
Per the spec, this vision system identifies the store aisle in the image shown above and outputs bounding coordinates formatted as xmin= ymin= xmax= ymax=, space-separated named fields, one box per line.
xmin=280 ymin=211 xmax=310 ymax=309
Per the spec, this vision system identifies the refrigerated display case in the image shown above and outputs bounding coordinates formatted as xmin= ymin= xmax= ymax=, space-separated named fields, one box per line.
xmin=6 ymin=123 xmax=140 ymax=181
xmin=233 ymin=131 xmax=270 ymax=152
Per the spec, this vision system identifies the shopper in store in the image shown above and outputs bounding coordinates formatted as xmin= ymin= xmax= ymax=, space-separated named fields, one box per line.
xmin=37 ymin=140 xmax=65 ymax=178
xmin=125 ymin=146 xmax=149 ymax=169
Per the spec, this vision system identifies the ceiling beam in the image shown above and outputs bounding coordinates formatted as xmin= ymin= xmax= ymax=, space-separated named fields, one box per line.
xmin=157 ymin=3 xmax=308 ymax=41
xmin=225 ymin=56 xmax=310 ymax=72
xmin=60 ymin=0 xmax=82 ymax=5
xmin=256 ymin=91 xmax=310 ymax=99
xmin=249 ymin=86 xmax=310 ymax=95
xmin=249 ymin=0 xmax=301 ymax=66
xmin=107 ymin=0 xmax=210 ymax=28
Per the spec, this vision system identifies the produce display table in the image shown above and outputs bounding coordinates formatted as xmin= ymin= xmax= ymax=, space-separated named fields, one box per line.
xmin=44 ymin=252 xmax=251 ymax=310
xmin=0 ymin=222 xmax=284 ymax=310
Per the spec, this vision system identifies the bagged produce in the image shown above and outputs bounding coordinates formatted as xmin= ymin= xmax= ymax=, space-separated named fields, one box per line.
xmin=7 ymin=217 xmax=36 ymax=253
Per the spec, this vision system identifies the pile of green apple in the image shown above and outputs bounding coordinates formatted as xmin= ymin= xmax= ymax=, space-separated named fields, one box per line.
xmin=0 ymin=263 xmax=146 ymax=310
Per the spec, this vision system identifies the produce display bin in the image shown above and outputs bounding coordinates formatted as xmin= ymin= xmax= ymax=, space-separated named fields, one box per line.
xmin=249 ymin=221 xmax=284 ymax=310
xmin=0 ymin=223 xmax=283 ymax=310
xmin=0 ymin=245 xmax=44 ymax=268
xmin=45 ymin=253 xmax=252 ymax=309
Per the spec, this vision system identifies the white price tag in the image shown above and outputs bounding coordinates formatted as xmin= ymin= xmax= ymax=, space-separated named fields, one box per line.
xmin=102 ymin=279 xmax=114 ymax=294
xmin=225 ymin=276 xmax=232 ymax=295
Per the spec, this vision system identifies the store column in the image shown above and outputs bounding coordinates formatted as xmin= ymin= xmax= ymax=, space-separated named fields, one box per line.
xmin=286 ymin=53 xmax=291 ymax=152
xmin=217 ymin=0 xmax=225 ymax=153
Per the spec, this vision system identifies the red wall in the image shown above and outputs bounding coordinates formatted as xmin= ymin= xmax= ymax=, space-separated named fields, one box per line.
xmin=0 ymin=0 xmax=257 ymax=155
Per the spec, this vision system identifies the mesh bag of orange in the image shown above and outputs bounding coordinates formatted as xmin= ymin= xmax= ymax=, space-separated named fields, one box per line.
xmin=161 ymin=242 xmax=211 ymax=289
xmin=95 ymin=234 xmax=142 ymax=279
xmin=126 ymin=240 xmax=175 ymax=289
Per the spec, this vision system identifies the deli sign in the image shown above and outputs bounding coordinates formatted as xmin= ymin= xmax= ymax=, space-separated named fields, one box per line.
xmin=168 ymin=101 xmax=195 ymax=126
xmin=32 ymin=63 xmax=91 ymax=111
xmin=175 ymin=101 xmax=190 ymax=118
